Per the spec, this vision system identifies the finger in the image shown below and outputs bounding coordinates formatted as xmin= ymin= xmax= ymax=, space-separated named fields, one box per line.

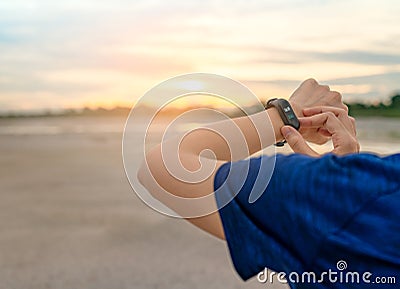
xmin=332 ymin=135 xmax=360 ymax=156
xmin=300 ymin=114 xmax=358 ymax=156
xmin=303 ymin=106 xmax=352 ymax=131
xmin=342 ymin=103 xmax=349 ymax=112
xmin=328 ymin=90 xmax=342 ymax=103
xmin=319 ymin=84 xmax=330 ymax=92
xmin=281 ymin=126 xmax=319 ymax=157
xmin=299 ymin=114 xmax=330 ymax=129
xmin=302 ymin=106 xmax=355 ymax=136
xmin=303 ymin=78 xmax=319 ymax=87
xmin=303 ymin=106 xmax=346 ymax=117
xmin=318 ymin=127 xmax=332 ymax=137
xmin=299 ymin=112 xmax=347 ymax=135
xmin=349 ymin=116 xmax=357 ymax=136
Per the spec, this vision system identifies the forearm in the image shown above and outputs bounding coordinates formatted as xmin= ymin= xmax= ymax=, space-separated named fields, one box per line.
xmin=175 ymin=106 xmax=285 ymax=162
xmin=139 ymin=105 xmax=285 ymax=203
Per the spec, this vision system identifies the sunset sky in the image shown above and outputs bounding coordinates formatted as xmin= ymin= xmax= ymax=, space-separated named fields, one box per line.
xmin=1 ymin=0 xmax=400 ymax=112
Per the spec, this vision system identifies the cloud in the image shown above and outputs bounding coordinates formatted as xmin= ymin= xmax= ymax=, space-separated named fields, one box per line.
xmin=1 ymin=0 xmax=400 ymax=110
xmin=328 ymin=71 xmax=400 ymax=84
xmin=252 ymin=48 xmax=400 ymax=66
xmin=328 ymin=72 xmax=400 ymax=102
xmin=310 ymin=51 xmax=400 ymax=65
xmin=241 ymin=71 xmax=400 ymax=104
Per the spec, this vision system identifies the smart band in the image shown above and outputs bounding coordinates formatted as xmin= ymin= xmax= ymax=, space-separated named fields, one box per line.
xmin=265 ymin=98 xmax=300 ymax=147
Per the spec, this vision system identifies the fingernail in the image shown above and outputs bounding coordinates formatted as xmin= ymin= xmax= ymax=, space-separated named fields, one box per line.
xmin=281 ymin=126 xmax=292 ymax=138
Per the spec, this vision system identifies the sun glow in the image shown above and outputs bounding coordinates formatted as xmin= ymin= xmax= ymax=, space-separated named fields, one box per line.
xmin=1 ymin=0 xmax=400 ymax=112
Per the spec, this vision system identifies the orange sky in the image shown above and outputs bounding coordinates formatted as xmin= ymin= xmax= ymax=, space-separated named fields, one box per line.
xmin=1 ymin=1 xmax=400 ymax=112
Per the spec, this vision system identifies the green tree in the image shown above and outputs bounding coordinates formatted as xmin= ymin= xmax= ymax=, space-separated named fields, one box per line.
xmin=390 ymin=94 xmax=400 ymax=108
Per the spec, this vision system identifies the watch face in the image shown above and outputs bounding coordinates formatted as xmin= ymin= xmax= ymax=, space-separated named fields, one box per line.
xmin=287 ymin=112 xmax=296 ymax=120
xmin=279 ymin=101 xmax=300 ymax=129
xmin=267 ymin=98 xmax=300 ymax=130
xmin=283 ymin=106 xmax=294 ymax=119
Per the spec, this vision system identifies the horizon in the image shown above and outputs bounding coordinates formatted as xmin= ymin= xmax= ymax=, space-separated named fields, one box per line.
xmin=1 ymin=1 xmax=400 ymax=112
xmin=2 ymin=90 xmax=400 ymax=117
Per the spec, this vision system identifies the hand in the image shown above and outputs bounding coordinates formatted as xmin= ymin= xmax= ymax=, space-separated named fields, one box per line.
xmin=281 ymin=106 xmax=360 ymax=156
xmin=289 ymin=78 xmax=348 ymax=145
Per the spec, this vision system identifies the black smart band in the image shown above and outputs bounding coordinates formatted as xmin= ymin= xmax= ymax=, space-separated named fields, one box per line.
xmin=265 ymin=98 xmax=300 ymax=147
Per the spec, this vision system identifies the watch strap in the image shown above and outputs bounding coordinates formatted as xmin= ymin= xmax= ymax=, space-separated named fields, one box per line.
xmin=265 ymin=98 xmax=300 ymax=147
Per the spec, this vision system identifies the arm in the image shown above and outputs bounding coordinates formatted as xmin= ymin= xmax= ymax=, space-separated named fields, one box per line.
xmin=138 ymin=107 xmax=285 ymax=239
xmin=137 ymin=79 xmax=348 ymax=239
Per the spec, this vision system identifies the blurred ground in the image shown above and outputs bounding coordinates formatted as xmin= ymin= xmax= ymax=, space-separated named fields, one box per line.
xmin=0 ymin=116 xmax=286 ymax=289
xmin=0 ymin=115 xmax=399 ymax=289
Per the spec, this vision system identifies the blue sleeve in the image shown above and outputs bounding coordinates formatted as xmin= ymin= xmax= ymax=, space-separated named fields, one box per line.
xmin=214 ymin=153 xmax=400 ymax=281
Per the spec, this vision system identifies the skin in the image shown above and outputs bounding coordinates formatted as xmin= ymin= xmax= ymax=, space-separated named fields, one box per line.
xmin=137 ymin=78 xmax=359 ymax=240
xmin=282 ymin=106 xmax=359 ymax=156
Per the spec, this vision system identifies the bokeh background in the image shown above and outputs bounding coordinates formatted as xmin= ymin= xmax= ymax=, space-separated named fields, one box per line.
xmin=1 ymin=0 xmax=400 ymax=111
xmin=1 ymin=1 xmax=399 ymax=288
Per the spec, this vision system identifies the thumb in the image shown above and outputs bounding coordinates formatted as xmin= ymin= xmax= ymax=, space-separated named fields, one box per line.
xmin=281 ymin=126 xmax=319 ymax=157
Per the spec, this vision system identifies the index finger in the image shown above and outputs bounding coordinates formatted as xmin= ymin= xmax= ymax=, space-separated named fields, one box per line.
xmin=299 ymin=112 xmax=347 ymax=136
xmin=303 ymin=106 xmax=356 ymax=136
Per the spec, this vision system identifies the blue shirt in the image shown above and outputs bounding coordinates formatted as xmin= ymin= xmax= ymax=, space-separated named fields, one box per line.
xmin=214 ymin=153 xmax=400 ymax=288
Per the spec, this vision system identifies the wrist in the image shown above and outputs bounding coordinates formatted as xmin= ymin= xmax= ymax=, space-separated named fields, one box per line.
xmin=288 ymin=100 xmax=303 ymax=117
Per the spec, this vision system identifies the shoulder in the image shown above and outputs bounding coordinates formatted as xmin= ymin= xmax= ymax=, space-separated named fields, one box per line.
xmin=214 ymin=153 xmax=400 ymax=280
xmin=215 ymin=151 xmax=400 ymax=181
xmin=214 ymin=152 xmax=400 ymax=211
xmin=271 ymin=152 xmax=400 ymax=180
xmin=216 ymin=152 xmax=400 ymax=187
